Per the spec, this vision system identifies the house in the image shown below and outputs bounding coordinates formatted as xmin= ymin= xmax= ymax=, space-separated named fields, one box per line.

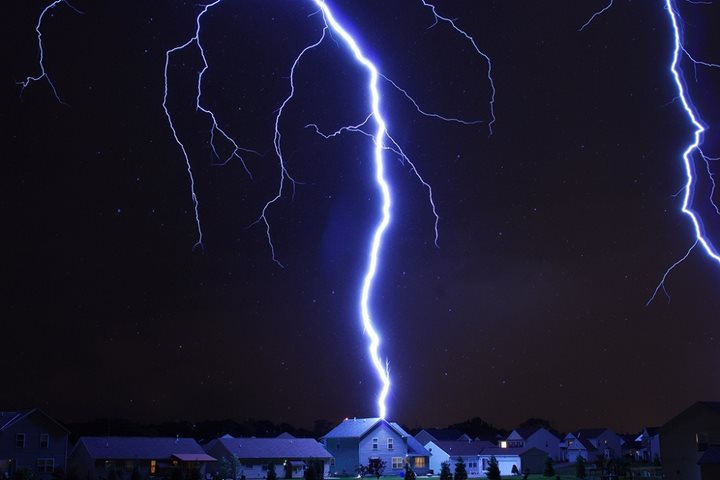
xmin=660 ymin=401 xmax=720 ymax=480
xmin=321 ymin=418 xmax=430 ymax=476
xmin=423 ymin=440 xmax=494 ymax=477
xmin=414 ymin=429 xmax=471 ymax=446
xmin=560 ymin=428 xmax=622 ymax=462
xmin=203 ymin=435 xmax=333 ymax=479
xmin=478 ymin=447 xmax=547 ymax=476
xmin=619 ymin=434 xmax=642 ymax=461
xmin=636 ymin=427 xmax=661 ymax=463
xmin=69 ymin=437 xmax=216 ymax=480
xmin=500 ymin=427 xmax=561 ymax=460
xmin=0 ymin=408 xmax=70 ymax=480
xmin=560 ymin=433 xmax=597 ymax=463
xmin=422 ymin=440 xmax=547 ymax=477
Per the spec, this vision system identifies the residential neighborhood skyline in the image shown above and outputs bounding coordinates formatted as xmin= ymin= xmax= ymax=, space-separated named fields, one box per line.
xmin=0 ymin=407 xmax=673 ymax=442
xmin=5 ymin=406 xmax=717 ymax=478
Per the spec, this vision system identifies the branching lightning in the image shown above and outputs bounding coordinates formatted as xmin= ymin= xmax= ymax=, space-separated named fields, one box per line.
xmin=580 ymin=0 xmax=720 ymax=304
xmin=20 ymin=0 xmax=493 ymax=419
xmin=17 ymin=0 xmax=82 ymax=105
xmin=647 ymin=0 xmax=720 ymax=303
xmin=162 ymin=0 xmax=262 ymax=252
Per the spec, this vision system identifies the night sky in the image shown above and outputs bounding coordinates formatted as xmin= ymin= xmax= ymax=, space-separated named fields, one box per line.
xmin=5 ymin=0 xmax=720 ymax=435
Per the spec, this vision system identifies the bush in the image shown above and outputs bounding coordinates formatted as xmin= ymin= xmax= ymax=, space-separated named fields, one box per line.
xmin=485 ymin=457 xmax=500 ymax=480
xmin=543 ymin=457 xmax=554 ymax=477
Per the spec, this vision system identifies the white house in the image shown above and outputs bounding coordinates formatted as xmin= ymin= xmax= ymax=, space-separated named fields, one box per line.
xmin=479 ymin=447 xmax=547 ymax=476
xmin=321 ymin=418 xmax=430 ymax=477
xmin=423 ymin=440 xmax=493 ymax=477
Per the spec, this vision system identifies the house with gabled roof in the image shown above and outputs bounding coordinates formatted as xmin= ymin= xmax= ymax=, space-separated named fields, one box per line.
xmin=660 ymin=401 xmax=720 ymax=480
xmin=321 ymin=418 xmax=430 ymax=477
xmin=560 ymin=428 xmax=621 ymax=462
xmin=560 ymin=433 xmax=597 ymax=463
xmin=414 ymin=428 xmax=470 ymax=446
xmin=636 ymin=427 xmax=661 ymax=463
xmin=69 ymin=437 xmax=215 ymax=480
xmin=203 ymin=435 xmax=332 ymax=479
xmin=478 ymin=446 xmax=547 ymax=476
xmin=0 ymin=408 xmax=70 ymax=480
xmin=423 ymin=440 xmax=494 ymax=477
xmin=501 ymin=426 xmax=561 ymax=460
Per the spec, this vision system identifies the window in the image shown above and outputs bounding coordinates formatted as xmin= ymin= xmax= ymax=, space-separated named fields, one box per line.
xmin=467 ymin=461 xmax=477 ymax=469
xmin=40 ymin=434 xmax=50 ymax=449
xmin=150 ymin=460 xmax=157 ymax=475
xmin=16 ymin=434 xmax=25 ymax=448
xmin=414 ymin=458 xmax=426 ymax=469
xmin=372 ymin=438 xmax=378 ymax=450
xmin=36 ymin=459 xmax=54 ymax=473
xmin=387 ymin=438 xmax=393 ymax=450
xmin=391 ymin=458 xmax=403 ymax=469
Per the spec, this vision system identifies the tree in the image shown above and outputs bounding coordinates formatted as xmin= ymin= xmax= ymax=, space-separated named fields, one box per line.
xmin=218 ymin=455 xmax=242 ymax=480
xmin=511 ymin=465 xmax=519 ymax=476
xmin=543 ymin=457 xmax=554 ymax=477
xmin=266 ymin=464 xmax=277 ymax=480
xmin=404 ymin=463 xmax=416 ymax=480
xmin=439 ymin=462 xmax=452 ymax=480
xmin=170 ymin=467 xmax=183 ymax=480
xmin=284 ymin=461 xmax=292 ymax=480
xmin=304 ymin=459 xmax=324 ymax=480
xmin=453 ymin=458 xmax=467 ymax=480
xmin=355 ymin=465 xmax=368 ymax=479
xmin=367 ymin=459 xmax=386 ymax=480
xmin=485 ymin=457 xmax=500 ymax=480
xmin=575 ymin=456 xmax=586 ymax=479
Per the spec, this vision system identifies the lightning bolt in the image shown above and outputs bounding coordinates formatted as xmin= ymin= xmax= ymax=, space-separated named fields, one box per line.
xmin=580 ymin=1 xmax=720 ymax=304
xmin=17 ymin=0 xmax=82 ymax=105
xmin=647 ymin=0 xmax=720 ymax=304
xmin=21 ymin=0 xmax=493 ymax=420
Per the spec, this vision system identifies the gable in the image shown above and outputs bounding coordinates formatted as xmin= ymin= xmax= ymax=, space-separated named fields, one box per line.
xmin=0 ymin=409 xmax=68 ymax=434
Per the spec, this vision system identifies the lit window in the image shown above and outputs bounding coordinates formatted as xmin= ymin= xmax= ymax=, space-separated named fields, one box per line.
xmin=414 ymin=458 xmax=426 ymax=469
xmin=387 ymin=438 xmax=393 ymax=450
xmin=499 ymin=441 xmax=507 ymax=448
xmin=16 ymin=434 xmax=25 ymax=448
xmin=40 ymin=434 xmax=50 ymax=449
xmin=372 ymin=438 xmax=378 ymax=450
xmin=391 ymin=458 xmax=403 ymax=469
xmin=150 ymin=460 xmax=157 ymax=474
xmin=36 ymin=459 xmax=54 ymax=473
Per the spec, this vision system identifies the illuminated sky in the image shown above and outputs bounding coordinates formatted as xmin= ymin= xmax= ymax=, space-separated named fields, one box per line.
xmin=4 ymin=0 xmax=720 ymax=434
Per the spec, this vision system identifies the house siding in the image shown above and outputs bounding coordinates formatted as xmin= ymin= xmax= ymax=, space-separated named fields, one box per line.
xmin=424 ymin=441 xmax=448 ymax=477
xmin=324 ymin=437 xmax=358 ymax=476
xmin=660 ymin=403 xmax=720 ymax=480
xmin=204 ymin=438 xmax=331 ymax=480
xmin=478 ymin=455 xmax=520 ymax=477
xmin=590 ymin=430 xmax=622 ymax=460
xmin=525 ymin=430 xmax=561 ymax=461
xmin=0 ymin=411 xmax=69 ymax=480
xmin=357 ymin=423 xmax=405 ymax=475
